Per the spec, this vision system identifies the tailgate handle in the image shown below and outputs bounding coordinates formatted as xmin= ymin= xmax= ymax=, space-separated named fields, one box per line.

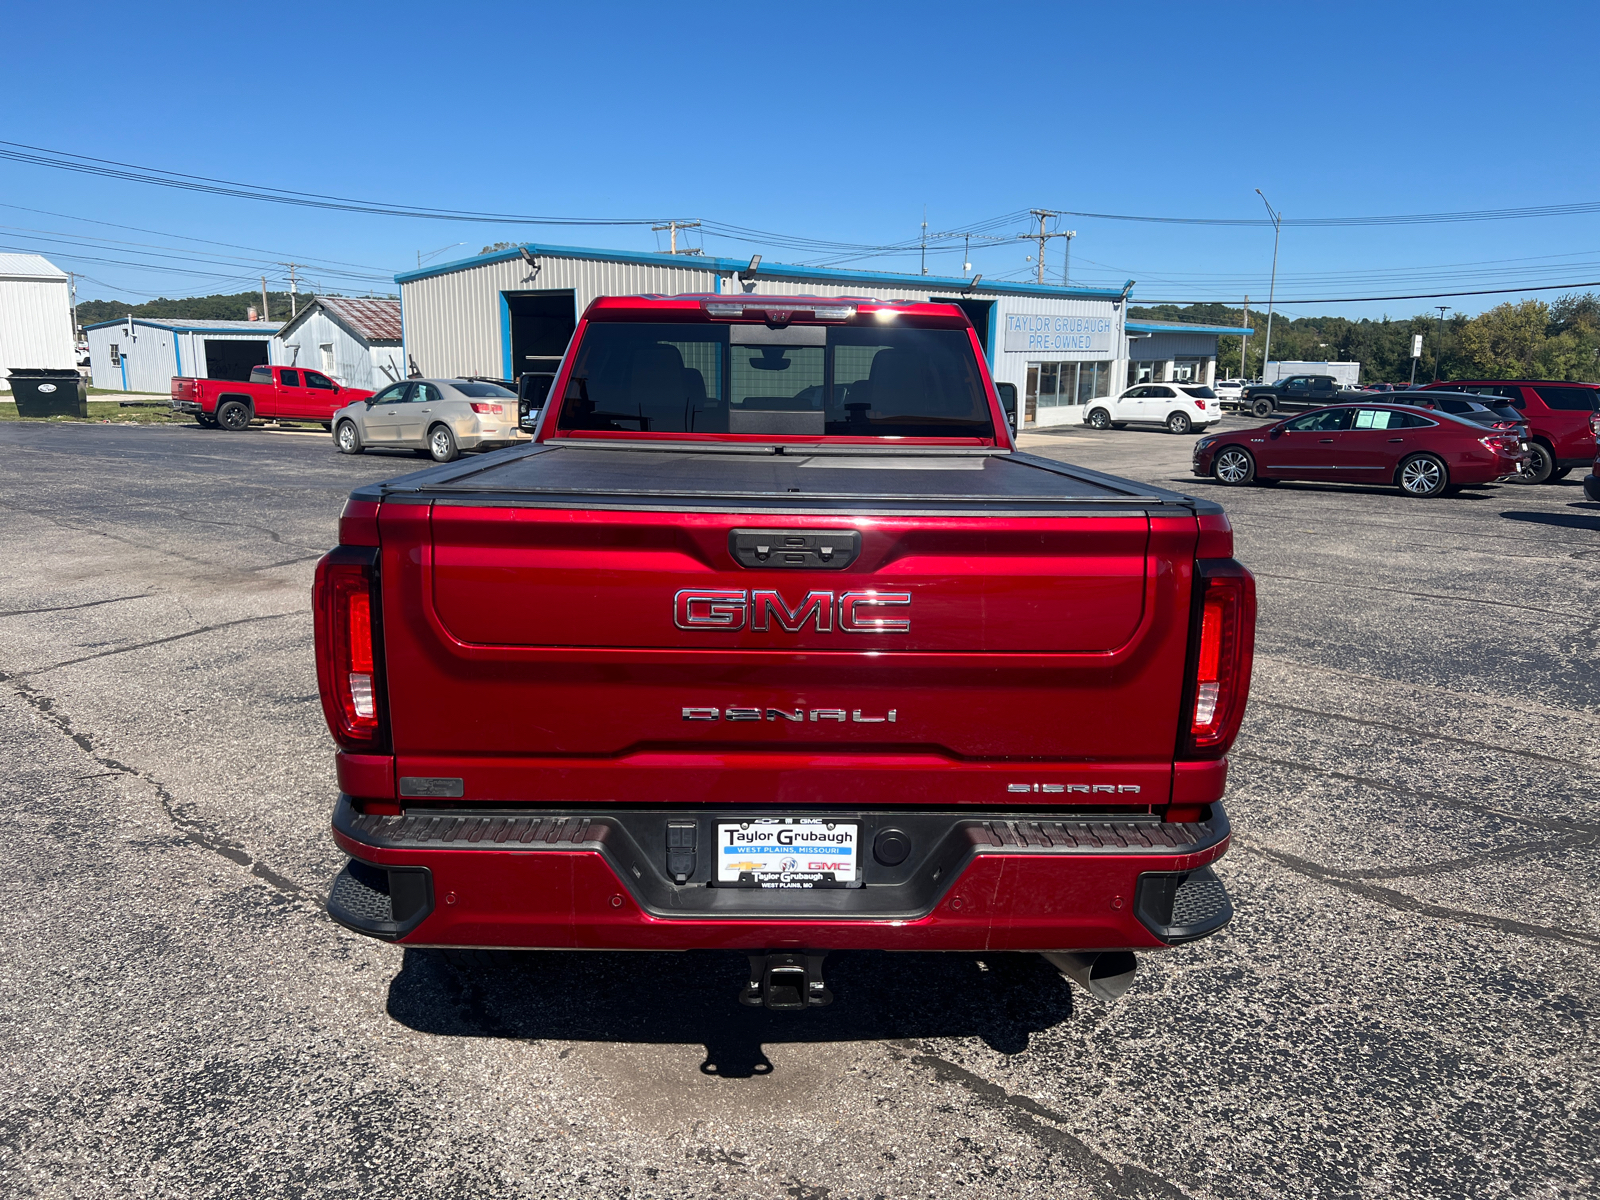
xmin=730 ymin=529 xmax=861 ymax=570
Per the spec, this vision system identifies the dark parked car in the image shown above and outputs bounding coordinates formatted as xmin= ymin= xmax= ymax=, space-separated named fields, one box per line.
xmin=1191 ymin=403 xmax=1527 ymax=498
xmin=1420 ymin=380 xmax=1600 ymax=484
xmin=518 ymin=371 xmax=557 ymax=430
xmin=1240 ymin=374 xmax=1358 ymax=418
xmin=1395 ymin=390 xmax=1530 ymax=446
xmin=1586 ymin=413 xmax=1600 ymax=501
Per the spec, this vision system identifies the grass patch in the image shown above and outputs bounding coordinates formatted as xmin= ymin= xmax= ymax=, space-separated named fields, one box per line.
xmin=0 ymin=401 xmax=332 ymax=430
xmin=0 ymin=401 xmax=185 ymax=425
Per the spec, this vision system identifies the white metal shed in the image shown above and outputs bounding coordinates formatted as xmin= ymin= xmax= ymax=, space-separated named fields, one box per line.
xmin=0 ymin=253 xmax=75 ymax=391
xmin=272 ymin=297 xmax=403 ymax=390
xmin=84 ymin=318 xmax=281 ymax=393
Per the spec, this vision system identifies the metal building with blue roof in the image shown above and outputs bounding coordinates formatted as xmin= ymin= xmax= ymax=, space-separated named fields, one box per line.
xmin=395 ymin=243 xmax=1251 ymax=429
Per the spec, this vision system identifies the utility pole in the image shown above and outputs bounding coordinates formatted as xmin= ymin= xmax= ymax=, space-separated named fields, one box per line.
xmin=651 ymin=220 xmax=701 ymax=254
xmin=1433 ymin=306 xmax=1451 ymax=382
xmin=1062 ymin=229 xmax=1076 ymax=286
xmin=1019 ymin=209 xmax=1073 ymax=286
xmin=260 ymin=276 xmax=270 ymax=322
xmin=920 ymin=207 xmax=928 ymax=276
xmin=1256 ymin=190 xmax=1282 ymax=383
xmin=287 ymin=264 xmax=298 ymax=318
xmin=67 ymin=271 xmax=79 ymax=345
xmin=1239 ymin=295 xmax=1250 ymax=379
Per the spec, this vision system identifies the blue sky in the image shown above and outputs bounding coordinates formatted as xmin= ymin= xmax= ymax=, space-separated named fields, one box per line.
xmin=5 ymin=0 xmax=1598 ymax=321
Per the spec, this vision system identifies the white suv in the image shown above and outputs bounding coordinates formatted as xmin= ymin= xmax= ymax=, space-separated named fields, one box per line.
xmin=1085 ymin=383 xmax=1222 ymax=435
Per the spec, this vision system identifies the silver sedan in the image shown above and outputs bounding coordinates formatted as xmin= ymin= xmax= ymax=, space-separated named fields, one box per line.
xmin=331 ymin=378 xmax=529 ymax=462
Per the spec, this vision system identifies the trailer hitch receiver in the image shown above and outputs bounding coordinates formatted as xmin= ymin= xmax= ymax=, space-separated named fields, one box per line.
xmin=740 ymin=952 xmax=832 ymax=1010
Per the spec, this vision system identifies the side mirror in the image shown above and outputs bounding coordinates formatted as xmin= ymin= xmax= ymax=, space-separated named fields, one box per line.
xmin=364 ymin=398 xmax=376 ymax=408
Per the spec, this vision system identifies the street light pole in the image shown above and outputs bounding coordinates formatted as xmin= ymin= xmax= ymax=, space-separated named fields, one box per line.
xmin=1433 ymin=306 xmax=1451 ymax=382
xmin=1256 ymin=190 xmax=1281 ymax=384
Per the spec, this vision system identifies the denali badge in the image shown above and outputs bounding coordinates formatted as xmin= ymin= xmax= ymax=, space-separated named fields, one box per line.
xmin=674 ymin=588 xmax=910 ymax=633
xmin=685 ymin=707 xmax=897 ymax=723
xmin=1008 ymin=782 xmax=1141 ymax=795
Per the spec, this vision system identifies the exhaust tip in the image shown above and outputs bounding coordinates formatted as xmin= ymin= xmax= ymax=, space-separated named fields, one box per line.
xmin=1042 ymin=950 xmax=1138 ymax=1004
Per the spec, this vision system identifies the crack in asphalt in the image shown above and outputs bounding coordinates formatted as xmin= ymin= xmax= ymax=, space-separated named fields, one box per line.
xmin=1252 ymin=700 xmax=1596 ymax=771
xmin=892 ymin=1041 xmax=1193 ymax=1199
xmin=1314 ymin=834 xmax=1596 ymax=880
xmin=0 ymin=497 xmax=322 ymax=577
xmin=1231 ymin=750 xmax=1600 ymax=838
xmin=1236 ymin=840 xmax=1600 ymax=949
xmin=0 ymin=593 xmax=155 ymax=619
xmin=0 ymin=672 xmax=306 ymax=899
xmin=1250 ymin=571 xmax=1591 ymax=621
xmin=21 ymin=611 xmax=308 ymax=677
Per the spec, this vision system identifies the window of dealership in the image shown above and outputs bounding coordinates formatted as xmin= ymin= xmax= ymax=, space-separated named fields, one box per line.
xmin=1026 ymin=360 xmax=1114 ymax=416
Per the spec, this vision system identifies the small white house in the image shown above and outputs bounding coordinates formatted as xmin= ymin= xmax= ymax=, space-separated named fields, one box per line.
xmin=85 ymin=318 xmax=281 ymax=392
xmin=0 ymin=253 xmax=76 ymax=391
xmin=273 ymin=297 xmax=403 ymax=390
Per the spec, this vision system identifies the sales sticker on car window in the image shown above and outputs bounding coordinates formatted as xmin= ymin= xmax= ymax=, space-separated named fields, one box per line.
xmin=716 ymin=820 xmax=859 ymax=888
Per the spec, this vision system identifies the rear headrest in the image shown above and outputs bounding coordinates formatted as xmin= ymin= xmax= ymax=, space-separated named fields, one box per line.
xmin=866 ymin=349 xmax=926 ymax=415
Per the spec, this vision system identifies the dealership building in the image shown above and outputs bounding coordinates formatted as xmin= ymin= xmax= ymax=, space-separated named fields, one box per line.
xmin=396 ymin=244 xmax=1249 ymax=428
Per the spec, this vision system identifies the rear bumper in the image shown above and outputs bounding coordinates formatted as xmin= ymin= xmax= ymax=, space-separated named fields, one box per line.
xmin=326 ymin=795 xmax=1234 ymax=952
xmin=170 ymin=398 xmax=202 ymax=415
xmin=460 ymin=430 xmax=533 ymax=450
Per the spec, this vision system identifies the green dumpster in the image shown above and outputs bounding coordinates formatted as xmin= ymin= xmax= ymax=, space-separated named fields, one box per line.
xmin=8 ymin=369 xmax=88 ymax=418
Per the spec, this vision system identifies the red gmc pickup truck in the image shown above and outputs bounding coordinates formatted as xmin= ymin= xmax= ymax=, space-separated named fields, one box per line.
xmin=314 ymin=295 xmax=1257 ymax=1009
xmin=171 ymin=365 xmax=374 ymax=430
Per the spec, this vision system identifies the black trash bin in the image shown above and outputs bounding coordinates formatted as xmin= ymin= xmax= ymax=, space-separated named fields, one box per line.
xmin=8 ymin=369 xmax=88 ymax=418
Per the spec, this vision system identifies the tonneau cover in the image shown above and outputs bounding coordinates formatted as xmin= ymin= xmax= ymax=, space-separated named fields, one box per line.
xmin=357 ymin=442 xmax=1217 ymax=516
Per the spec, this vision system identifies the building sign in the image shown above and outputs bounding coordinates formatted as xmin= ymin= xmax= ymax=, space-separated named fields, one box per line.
xmin=1002 ymin=313 xmax=1115 ymax=356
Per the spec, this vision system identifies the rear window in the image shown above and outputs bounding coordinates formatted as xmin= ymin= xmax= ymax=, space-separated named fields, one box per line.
xmin=1180 ymin=386 xmax=1216 ymax=399
xmin=1533 ymin=385 xmax=1598 ymax=411
xmin=249 ymin=367 xmax=273 ymax=384
xmin=555 ymin=322 xmax=993 ymax=438
xmin=454 ymin=382 xmax=516 ymax=398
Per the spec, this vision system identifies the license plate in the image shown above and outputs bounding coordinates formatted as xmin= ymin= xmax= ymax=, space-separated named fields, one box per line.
xmin=716 ymin=820 xmax=859 ymax=888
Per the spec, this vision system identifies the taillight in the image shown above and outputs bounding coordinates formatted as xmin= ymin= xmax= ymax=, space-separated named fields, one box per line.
xmin=470 ymin=403 xmax=504 ymax=415
xmin=1182 ymin=562 xmax=1256 ymax=758
xmin=313 ymin=548 xmax=386 ymax=751
xmin=1589 ymin=411 xmax=1600 ymax=436
xmin=1194 ymin=398 xmax=1207 ymax=410
xmin=1479 ymin=434 xmax=1518 ymax=454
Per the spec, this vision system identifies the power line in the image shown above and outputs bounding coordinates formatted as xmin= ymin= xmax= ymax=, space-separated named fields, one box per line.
xmin=0 ymin=200 xmax=394 ymax=274
xmin=1053 ymin=200 xmax=1600 ymax=228
xmin=1135 ymin=278 xmax=1600 ymax=307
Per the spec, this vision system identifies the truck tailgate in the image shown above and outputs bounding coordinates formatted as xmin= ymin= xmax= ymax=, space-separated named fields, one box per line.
xmin=375 ymin=447 xmax=1202 ymax=807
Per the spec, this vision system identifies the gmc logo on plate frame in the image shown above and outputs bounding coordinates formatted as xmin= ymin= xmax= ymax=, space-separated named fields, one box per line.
xmin=674 ymin=589 xmax=911 ymax=634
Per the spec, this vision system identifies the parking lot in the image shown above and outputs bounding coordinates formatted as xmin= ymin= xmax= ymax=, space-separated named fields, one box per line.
xmin=1 ymin=415 xmax=1595 ymax=1199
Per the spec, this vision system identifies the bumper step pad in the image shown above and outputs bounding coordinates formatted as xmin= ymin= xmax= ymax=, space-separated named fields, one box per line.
xmin=346 ymin=812 xmax=602 ymax=847
xmin=326 ymin=858 xmax=435 ymax=941
xmin=1134 ymin=865 xmax=1233 ymax=943
xmin=976 ymin=819 xmax=1212 ymax=851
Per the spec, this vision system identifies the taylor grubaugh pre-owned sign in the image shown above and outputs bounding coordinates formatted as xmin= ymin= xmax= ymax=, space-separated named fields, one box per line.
xmin=1003 ymin=313 xmax=1115 ymax=355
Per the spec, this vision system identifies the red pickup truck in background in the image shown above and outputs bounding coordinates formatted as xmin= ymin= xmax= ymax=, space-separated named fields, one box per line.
xmin=171 ymin=365 xmax=375 ymax=430
xmin=314 ymin=294 xmax=1257 ymax=1010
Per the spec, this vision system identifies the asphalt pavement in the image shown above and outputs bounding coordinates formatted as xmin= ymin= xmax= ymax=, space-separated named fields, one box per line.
xmin=1 ymin=417 xmax=1595 ymax=1199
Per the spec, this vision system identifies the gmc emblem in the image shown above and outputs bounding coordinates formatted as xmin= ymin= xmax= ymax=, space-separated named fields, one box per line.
xmin=674 ymin=589 xmax=911 ymax=633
